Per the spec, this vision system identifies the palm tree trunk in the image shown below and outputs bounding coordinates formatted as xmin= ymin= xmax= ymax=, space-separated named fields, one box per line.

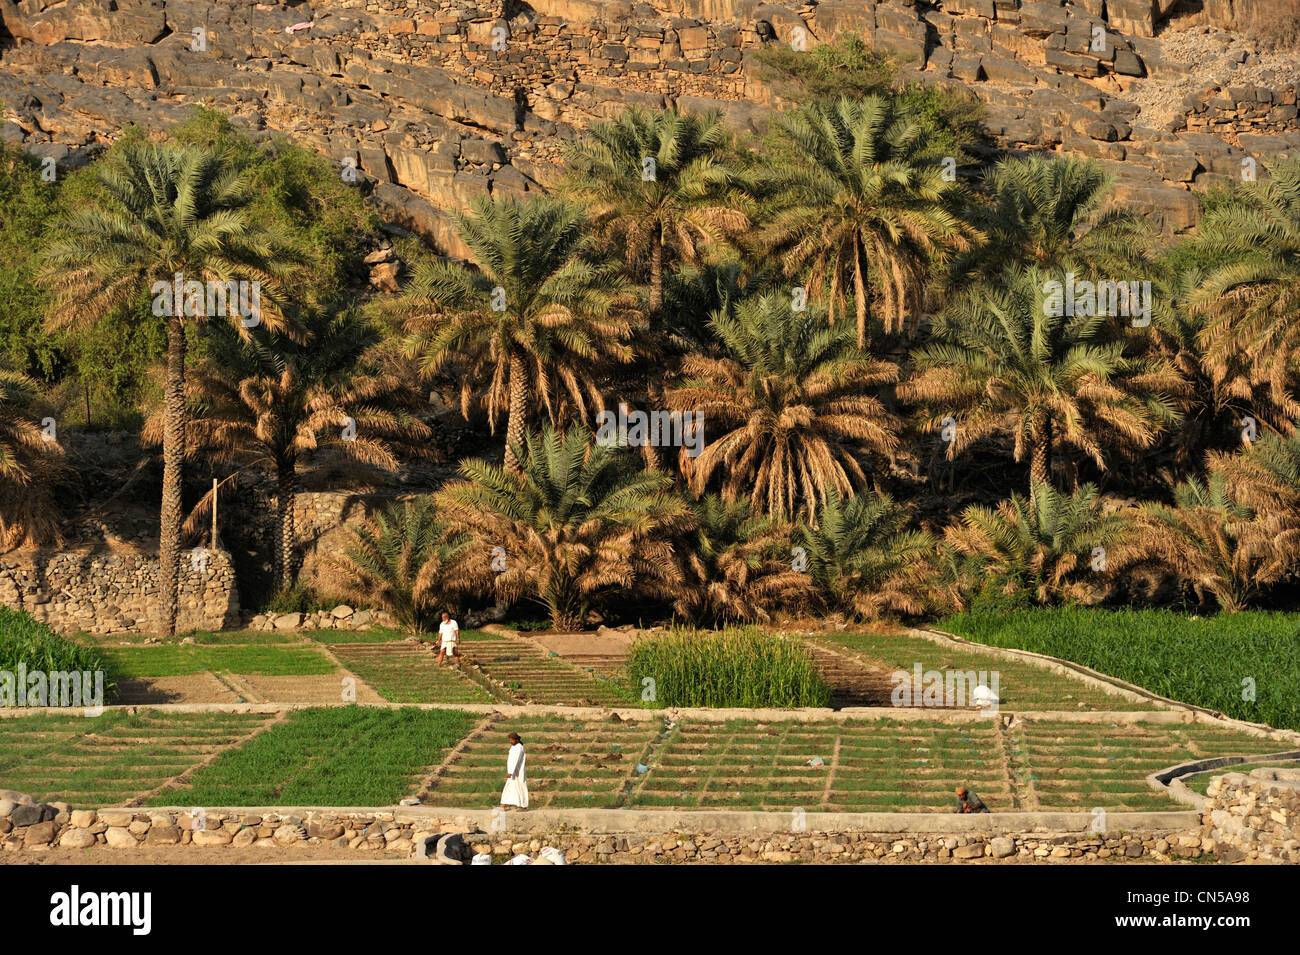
xmin=1029 ymin=413 xmax=1050 ymax=485
xmin=504 ymin=351 xmax=528 ymax=473
xmin=853 ymin=236 xmax=868 ymax=349
xmin=158 ymin=314 xmax=186 ymax=637
xmin=275 ymin=454 xmax=297 ymax=591
xmin=650 ymin=229 xmax=664 ymax=315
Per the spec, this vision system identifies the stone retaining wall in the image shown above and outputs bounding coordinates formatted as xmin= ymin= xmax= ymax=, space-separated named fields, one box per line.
xmin=0 ymin=550 xmax=239 ymax=635
xmin=0 ymin=797 xmax=1205 ymax=863
xmin=1200 ymin=768 xmax=1300 ymax=863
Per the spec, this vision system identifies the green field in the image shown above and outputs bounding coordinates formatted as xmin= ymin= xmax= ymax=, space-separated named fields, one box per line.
xmin=0 ymin=710 xmax=276 ymax=805
xmin=0 ymin=707 xmax=1282 ymax=811
xmin=940 ymin=609 xmax=1300 ymax=731
xmin=330 ymin=632 xmax=634 ymax=706
xmin=330 ymin=642 xmax=497 ymax=704
xmin=814 ymin=630 xmax=1161 ymax=712
xmin=96 ymin=645 xmax=337 ymax=678
xmin=147 ymin=707 xmax=477 ymax=806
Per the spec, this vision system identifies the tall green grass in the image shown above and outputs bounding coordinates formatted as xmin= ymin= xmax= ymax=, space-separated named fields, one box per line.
xmin=0 ymin=608 xmax=116 ymax=699
xmin=628 ymin=627 xmax=830 ymax=708
xmin=941 ymin=608 xmax=1300 ymax=732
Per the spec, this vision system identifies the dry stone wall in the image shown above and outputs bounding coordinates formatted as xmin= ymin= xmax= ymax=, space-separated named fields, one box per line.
xmin=0 ymin=550 xmax=239 ymax=634
xmin=0 ymin=795 xmax=1211 ymax=862
xmin=1201 ymin=768 xmax=1300 ymax=864
xmin=2 ymin=0 xmax=1298 ymax=244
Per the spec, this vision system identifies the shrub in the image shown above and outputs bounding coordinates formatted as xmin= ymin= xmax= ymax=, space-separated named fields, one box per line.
xmin=628 ymin=626 xmax=830 ymax=708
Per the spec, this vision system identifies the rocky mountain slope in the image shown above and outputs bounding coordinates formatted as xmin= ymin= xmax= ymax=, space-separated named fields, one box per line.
xmin=2 ymin=0 xmax=1298 ymax=253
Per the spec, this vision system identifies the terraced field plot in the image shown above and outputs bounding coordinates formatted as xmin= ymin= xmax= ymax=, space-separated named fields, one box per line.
xmin=3 ymin=706 xmax=1285 ymax=812
xmin=423 ymin=715 xmax=1287 ymax=813
xmin=632 ymin=719 xmax=1010 ymax=812
xmin=330 ymin=642 xmax=497 ymax=704
xmin=420 ymin=714 xmax=662 ymax=809
xmin=331 ymin=633 xmax=634 ymax=706
xmin=463 ymin=633 xmax=635 ymax=706
xmin=1009 ymin=720 xmax=1289 ymax=811
xmin=0 ymin=710 xmax=276 ymax=805
xmin=79 ymin=630 xmax=306 ymax=646
xmin=815 ymin=631 xmax=1160 ymax=712
xmin=97 ymin=644 xmax=337 ymax=678
xmin=148 ymin=707 xmax=477 ymax=807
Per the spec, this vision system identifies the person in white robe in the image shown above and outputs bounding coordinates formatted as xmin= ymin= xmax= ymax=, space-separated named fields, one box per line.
xmin=500 ymin=732 xmax=528 ymax=810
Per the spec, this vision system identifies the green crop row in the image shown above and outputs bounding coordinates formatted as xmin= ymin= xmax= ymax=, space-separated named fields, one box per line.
xmin=941 ymin=608 xmax=1300 ymax=731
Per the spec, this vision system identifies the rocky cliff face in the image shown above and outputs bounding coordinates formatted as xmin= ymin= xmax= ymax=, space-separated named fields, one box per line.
xmin=2 ymin=0 xmax=1298 ymax=251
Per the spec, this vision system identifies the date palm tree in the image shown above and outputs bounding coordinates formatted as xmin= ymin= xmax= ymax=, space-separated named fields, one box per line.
xmin=944 ymin=480 xmax=1132 ymax=605
xmin=1128 ymin=472 xmax=1298 ymax=612
xmin=796 ymin=490 xmax=939 ymax=619
xmin=39 ymin=142 xmax=294 ymax=635
xmin=763 ymin=94 xmax=977 ymax=344
xmin=675 ymin=494 xmax=811 ymax=626
xmin=335 ymin=497 xmax=486 ymax=632
xmin=959 ymin=154 xmax=1148 ymax=279
xmin=1210 ymin=430 xmax=1300 ymax=512
xmin=562 ymin=106 xmax=755 ymax=314
xmin=902 ymin=265 xmax=1183 ymax=489
xmin=436 ymin=427 xmax=688 ymax=631
xmin=0 ymin=369 xmax=65 ymax=549
xmin=1190 ymin=157 xmax=1300 ymax=420
xmin=670 ymin=293 xmax=899 ymax=522
xmin=402 ymin=195 xmax=638 ymax=473
xmin=146 ymin=307 xmax=430 ymax=589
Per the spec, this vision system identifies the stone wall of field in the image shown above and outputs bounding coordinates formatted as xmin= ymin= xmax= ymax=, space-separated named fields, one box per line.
xmin=2 ymin=0 xmax=1297 ymax=245
xmin=1200 ymin=767 xmax=1300 ymax=863
xmin=0 ymin=550 xmax=239 ymax=635
xmin=0 ymin=796 xmax=1210 ymax=862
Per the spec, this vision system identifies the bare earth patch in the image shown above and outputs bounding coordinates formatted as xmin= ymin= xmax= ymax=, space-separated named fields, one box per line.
xmin=115 ymin=674 xmax=242 ymax=705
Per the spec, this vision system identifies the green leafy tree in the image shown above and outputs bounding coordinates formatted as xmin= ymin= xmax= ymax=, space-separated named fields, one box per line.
xmin=147 ymin=307 xmax=430 ymax=590
xmin=763 ymin=95 xmax=978 ymax=344
xmin=436 ymin=427 xmax=688 ymax=630
xmin=40 ymin=141 xmax=297 ymax=634
xmin=944 ymin=481 xmax=1131 ymax=605
xmin=563 ymin=106 xmax=755 ymax=313
xmin=669 ymin=293 xmax=900 ymax=522
xmin=796 ymin=491 xmax=938 ymax=619
xmin=958 ymin=155 xmax=1149 ymax=280
xmin=1129 ymin=472 xmax=1298 ymax=612
xmin=0 ymin=369 xmax=66 ymax=548
xmin=1190 ymin=157 xmax=1300 ymax=420
xmin=335 ymin=498 xmax=485 ymax=631
xmin=402 ymin=196 xmax=638 ymax=473
xmin=675 ymin=494 xmax=810 ymax=626
xmin=903 ymin=265 xmax=1183 ymax=489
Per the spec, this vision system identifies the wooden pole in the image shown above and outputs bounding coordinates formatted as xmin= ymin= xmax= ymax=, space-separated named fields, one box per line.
xmin=212 ymin=477 xmax=219 ymax=550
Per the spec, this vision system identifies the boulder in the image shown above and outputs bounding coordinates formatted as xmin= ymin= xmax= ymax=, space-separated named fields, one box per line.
xmin=59 ymin=828 xmax=96 ymax=849
xmin=104 ymin=827 xmax=139 ymax=848
xmin=23 ymin=821 xmax=57 ymax=847
xmin=191 ymin=828 xmax=233 ymax=847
